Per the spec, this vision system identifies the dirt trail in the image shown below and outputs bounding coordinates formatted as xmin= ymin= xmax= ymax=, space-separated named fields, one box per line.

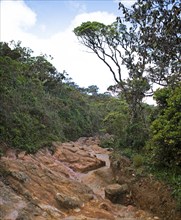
xmin=0 ymin=137 xmax=180 ymax=220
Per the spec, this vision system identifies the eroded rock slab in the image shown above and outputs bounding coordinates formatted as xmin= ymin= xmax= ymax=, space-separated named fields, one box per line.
xmin=0 ymin=137 xmax=157 ymax=220
xmin=54 ymin=142 xmax=106 ymax=172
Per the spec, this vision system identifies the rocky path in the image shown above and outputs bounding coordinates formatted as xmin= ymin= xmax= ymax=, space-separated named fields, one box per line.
xmin=78 ymin=153 xmax=111 ymax=198
xmin=0 ymin=137 xmax=175 ymax=219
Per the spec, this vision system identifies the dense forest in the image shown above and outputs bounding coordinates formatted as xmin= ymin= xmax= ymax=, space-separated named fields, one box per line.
xmin=0 ymin=0 xmax=180 ymax=208
xmin=0 ymin=41 xmax=112 ymax=151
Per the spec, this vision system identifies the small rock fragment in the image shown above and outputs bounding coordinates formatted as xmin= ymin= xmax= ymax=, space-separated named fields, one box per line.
xmin=56 ymin=192 xmax=83 ymax=209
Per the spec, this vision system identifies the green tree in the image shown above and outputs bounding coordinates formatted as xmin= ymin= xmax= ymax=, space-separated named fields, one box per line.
xmin=0 ymin=42 xmax=65 ymax=152
xmin=86 ymin=85 xmax=99 ymax=96
xmin=118 ymin=0 xmax=180 ymax=166
xmin=74 ymin=20 xmax=151 ymax=148
xmin=118 ymin=0 xmax=181 ymax=87
xmin=74 ymin=21 xmax=151 ymax=117
xmin=150 ymin=85 xmax=181 ymax=167
xmin=102 ymin=98 xmax=129 ymax=146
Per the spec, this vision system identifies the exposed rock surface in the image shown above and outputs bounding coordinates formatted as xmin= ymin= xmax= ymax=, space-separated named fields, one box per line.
xmin=0 ymin=137 xmax=165 ymax=219
xmin=56 ymin=192 xmax=84 ymax=209
xmin=105 ymin=184 xmax=129 ymax=204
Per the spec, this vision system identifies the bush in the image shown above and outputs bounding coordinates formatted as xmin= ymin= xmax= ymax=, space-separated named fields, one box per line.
xmin=150 ymin=85 xmax=181 ymax=168
xmin=99 ymin=134 xmax=115 ymax=148
xmin=133 ymin=154 xmax=144 ymax=168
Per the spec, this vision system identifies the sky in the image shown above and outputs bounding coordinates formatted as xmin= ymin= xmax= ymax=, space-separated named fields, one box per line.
xmin=0 ymin=0 xmax=136 ymax=94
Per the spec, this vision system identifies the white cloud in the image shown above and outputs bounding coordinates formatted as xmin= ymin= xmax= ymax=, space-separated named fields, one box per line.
xmin=0 ymin=0 xmax=37 ymax=41
xmin=70 ymin=11 xmax=116 ymax=28
xmin=46 ymin=11 xmax=117 ymax=91
xmin=40 ymin=24 xmax=46 ymax=32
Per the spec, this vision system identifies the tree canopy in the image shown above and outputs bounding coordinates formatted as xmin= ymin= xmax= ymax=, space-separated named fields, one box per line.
xmin=119 ymin=0 xmax=181 ymax=86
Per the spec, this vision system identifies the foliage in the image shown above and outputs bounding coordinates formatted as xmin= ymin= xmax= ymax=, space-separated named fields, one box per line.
xmin=133 ymin=154 xmax=144 ymax=168
xmin=102 ymin=98 xmax=128 ymax=137
xmin=0 ymin=42 xmax=111 ymax=152
xmin=117 ymin=0 xmax=181 ymax=169
xmin=0 ymin=44 xmax=64 ymax=152
xmin=74 ymin=21 xmax=152 ymax=113
xmin=73 ymin=17 xmax=153 ymax=150
xmin=149 ymin=85 xmax=181 ymax=167
xmin=99 ymin=134 xmax=115 ymax=149
xmin=118 ymin=0 xmax=181 ymax=87
xmin=102 ymin=97 xmax=153 ymax=149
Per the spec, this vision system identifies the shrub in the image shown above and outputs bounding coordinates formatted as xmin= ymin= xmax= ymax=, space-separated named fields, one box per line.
xmin=150 ymin=85 xmax=181 ymax=168
xmin=133 ymin=154 xmax=144 ymax=168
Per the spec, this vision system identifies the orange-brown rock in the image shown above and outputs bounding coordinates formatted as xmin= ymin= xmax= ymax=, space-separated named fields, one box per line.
xmin=0 ymin=138 xmax=156 ymax=220
xmin=53 ymin=142 xmax=106 ymax=173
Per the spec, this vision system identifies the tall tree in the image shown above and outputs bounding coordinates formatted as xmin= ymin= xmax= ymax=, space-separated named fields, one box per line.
xmin=74 ymin=21 xmax=151 ymax=149
xmin=74 ymin=21 xmax=150 ymax=121
xmin=118 ymin=0 xmax=181 ymax=87
xmin=117 ymin=0 xmax=181 ymax=166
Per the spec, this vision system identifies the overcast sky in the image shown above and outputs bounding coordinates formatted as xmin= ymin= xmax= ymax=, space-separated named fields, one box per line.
xmin=0 ymin=0 xmax=136 ymax=93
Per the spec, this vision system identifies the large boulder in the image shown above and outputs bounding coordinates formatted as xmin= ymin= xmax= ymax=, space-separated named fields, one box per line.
xmin=105 ymin=183 xmax=129 ymax=204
